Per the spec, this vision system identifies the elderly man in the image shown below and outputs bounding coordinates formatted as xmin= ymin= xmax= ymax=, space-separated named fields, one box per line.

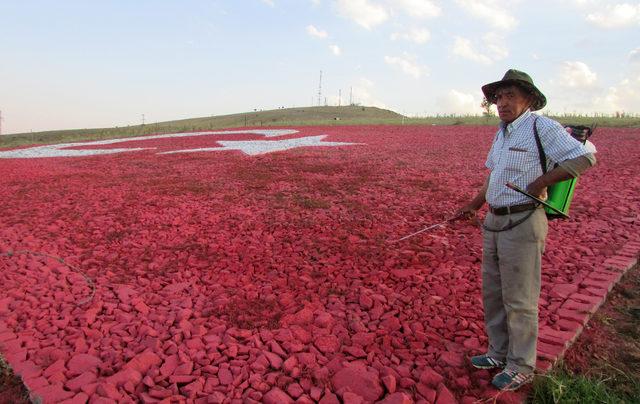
xmin=458 ymin=69 xmax=596 ymax=390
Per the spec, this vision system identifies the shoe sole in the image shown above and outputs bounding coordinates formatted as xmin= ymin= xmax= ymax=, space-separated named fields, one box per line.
xmin=471 ymin=358 xmax=506 ymax=370
xmin=472 ymin=363 xmax=505 ymax=369
xmin=472 ymin=364 xmax=501 ymax=369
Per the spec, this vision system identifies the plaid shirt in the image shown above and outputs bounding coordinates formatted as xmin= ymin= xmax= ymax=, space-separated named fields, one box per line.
xmin=485 ymin=110 xmax=588 ymax=208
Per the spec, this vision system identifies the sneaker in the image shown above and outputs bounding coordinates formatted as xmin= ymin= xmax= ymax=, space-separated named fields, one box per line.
xmin=470 ymin=355 xmax=506 ymax=369
xmin=491 ymin=369 xmax=534 ymax=391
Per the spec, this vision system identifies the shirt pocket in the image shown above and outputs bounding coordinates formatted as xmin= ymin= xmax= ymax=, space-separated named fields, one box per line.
xmin=503 ymin=149 xmax=538 ymax=173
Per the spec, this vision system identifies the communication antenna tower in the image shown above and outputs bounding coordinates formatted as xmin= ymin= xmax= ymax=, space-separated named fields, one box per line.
xmin=349 ymin=87 xmax=353 ymax=106
xmin=317 ymin=70 xmax=323 ymax=107
xmin=141 ymin=114 xmax=145 ymax=126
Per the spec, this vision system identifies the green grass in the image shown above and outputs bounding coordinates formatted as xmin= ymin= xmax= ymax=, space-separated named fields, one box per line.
xmin=1 ymin=106 xmax=639 ymax=149
xmin=530 ymin=365 xmax=640 ymax=404
xmin=0 ymin=356 xmax=30 ymax=404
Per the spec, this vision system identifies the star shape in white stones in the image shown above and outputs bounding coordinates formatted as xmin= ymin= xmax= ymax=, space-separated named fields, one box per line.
xmin=159 ymin=135 xmax=360 ymax=156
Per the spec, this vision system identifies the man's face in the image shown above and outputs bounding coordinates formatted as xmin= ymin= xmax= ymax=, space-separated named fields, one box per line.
xmin=494 ymin=85 xmax=532 ymax=123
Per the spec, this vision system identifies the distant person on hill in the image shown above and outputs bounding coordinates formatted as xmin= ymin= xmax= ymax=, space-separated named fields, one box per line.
xmin=456 ymin=69 xmax=596 ymax=391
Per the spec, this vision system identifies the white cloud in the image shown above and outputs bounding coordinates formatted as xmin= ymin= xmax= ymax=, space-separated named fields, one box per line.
xmin=336 ymin=0 xmax=389 ymax=29
xmin=437 ymin=90 xmax=484 ymax=115
xmin=586 ymin=3 xmax=640 ymax=28
xmin=311 ymin=0 xmax=321 ymax=5
xmin=558 ymin=61 xmax=598 ymax=88
xmin=451 ymin=34 xmax=508 ymax=65
xmin=329 ymin=44 xmax=342 ymax=55
xmin=545 ymin=70 xmax=640 ymax=115
xmin=390 ymin=28 xmax=431 ymax=44
xmin=384 ymin=53 xmax=428 ymax=78
xmin=483 ymin=32 xmax=508 ymax=60
xmin=350 ymin=78 xmax=388 ymax=108
xmin=455 ymin=0 xmax=518 ymax=30
xmin=630 ymin=47 xmax=640 ymax=64
xmin=452 ymin=37 xmax=491 ymax=65
xmin=543 ymin=61 xmax=606 ymax=114
xmin=391 ymin=0 xmax=441 ymax=19
xmin=595 ymin=75 xmax=640 ymax=113
xmin=306 ymin=24 xmax=328 ymax=39
xmin=261 ymin=0 xmax=275 ymax=7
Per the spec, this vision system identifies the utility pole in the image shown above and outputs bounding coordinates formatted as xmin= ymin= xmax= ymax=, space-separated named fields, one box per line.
xmin=349 ymin=87 xmax=353 ymax=106
xmin=317 ymin=70 xmax=323 ymax=107
xmin=141 ymin=114 xmax=145 ymax=126
xmin=338 ymin=89 xmax=341 ymax=107
xmin=0 ymin=110 xmax=3 ymax=135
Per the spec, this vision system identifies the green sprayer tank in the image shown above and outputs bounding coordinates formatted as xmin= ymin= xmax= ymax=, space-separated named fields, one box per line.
xmin=544 ymin=125 xmax=595 ymax=219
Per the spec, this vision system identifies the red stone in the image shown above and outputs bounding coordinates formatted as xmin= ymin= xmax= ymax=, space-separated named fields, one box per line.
xmin=12 ymin=360 xmax=42 ymax=379
xmin=549 ymin=283 xmax=578 ymax=299
xmin=159 ymin=355 xmax=179 ymax=377
xmin=420 ymin=367 xmax=444 ymax=387
xmin=380 ymin=316 xmax=402 ymax=333
xmin=556 ymin=309 xmax=589 ymax=325
xmin=286 ymin=382 xmax=304 ymax=398
xmin=381 ymin=374 xmax=397 ymax=393
xmin=124 ymin=350 xmax=161 ymax=374
xmin=556 ymin=319 xmax=583 ymax=333
xmin=291 ymin=307 xmax=314 ymax=325
xmin=343 ymin=345 xmax=367 ymax=358
xmin=314 ymin=335 xmax=341 ymax=354
xmin=96 ymin=382 xmax=122 ymax=400
xmin=342 ymin=391 xmax=365 ymax=404
xmin=107 ymin=368 xmax=142 ymax=387
xmin=66 ymin=371 xmax=97 ymax=392
xmin=283 ymin=356 xmax=298 ymax=373
xmin=297 ymin=352 xmax=317 ymax=368
xmin=59 ymin=392 xmax=89 ymax=404
xmin=264 ymin=351 xmax=283 ymax=369
xmin=23 ymin=376 xmax=49 ymax=391
xmin=438 ymin=351 xmax=465 ymax=368
xmin=435 ymin=383 xmax=457 ymax=404
xmin=331 ymin=364 xmax=383 ymax=401
xmin=561 ymin=299 xmax=596 ymax=314
xmin=263 ymin=387 xmax=294 ymax=404
xmin=319 ymin=391 xmax=341 ymax=404
xmin=218 ymin=368 xmax=233 ymax=385
xmin=32 ymin=384 xmax=75 ymax=403
xmin=314 ymin=312 xmax=334 ymax=328
xmin=67 ymin=354 xmax=102 ymax=375
xmin=378 ymin=392 xmax=414 ymax=404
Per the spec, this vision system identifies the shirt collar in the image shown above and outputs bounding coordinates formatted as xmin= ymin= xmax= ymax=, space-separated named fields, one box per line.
xmin=500 ymin=109 xmax=532 ymax=135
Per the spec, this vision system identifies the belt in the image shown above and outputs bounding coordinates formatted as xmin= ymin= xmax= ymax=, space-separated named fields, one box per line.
xmin=488 ymin=203 xmax=538 ymax=216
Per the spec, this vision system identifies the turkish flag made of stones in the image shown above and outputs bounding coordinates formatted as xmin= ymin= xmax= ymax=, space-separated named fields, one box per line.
xmin=0 ymin=125 xmax=638 ymax=403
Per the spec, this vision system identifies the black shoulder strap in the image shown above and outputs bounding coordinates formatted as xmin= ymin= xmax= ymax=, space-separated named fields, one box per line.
xmin=532 ymin=117 xmax=547 ymax=174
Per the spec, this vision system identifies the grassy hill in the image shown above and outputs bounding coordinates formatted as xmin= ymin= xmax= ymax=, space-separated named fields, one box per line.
xmin=1 ymin=105 xmax=638 ymax=148
xmin=0 ymin=106 xmax=403 ymax=148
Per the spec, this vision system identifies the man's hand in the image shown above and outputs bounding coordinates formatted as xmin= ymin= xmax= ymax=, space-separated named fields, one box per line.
xmin=526 ymin=177 xmax=547 ymax=199
xmin=455 ymin=204 xmax=478 ymax=220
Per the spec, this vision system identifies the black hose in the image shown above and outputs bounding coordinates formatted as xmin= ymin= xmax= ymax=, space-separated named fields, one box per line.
xmin=481 ymin=205 xmax=540 ymax=233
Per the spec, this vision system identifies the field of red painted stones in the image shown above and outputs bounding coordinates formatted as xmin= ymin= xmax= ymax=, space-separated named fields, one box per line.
xmin=0 ymin=125 xmax=638 ymax=404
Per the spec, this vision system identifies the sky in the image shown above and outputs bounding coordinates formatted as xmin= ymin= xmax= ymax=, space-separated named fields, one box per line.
xmin=0 ymin=0 xmax=639 ymax=134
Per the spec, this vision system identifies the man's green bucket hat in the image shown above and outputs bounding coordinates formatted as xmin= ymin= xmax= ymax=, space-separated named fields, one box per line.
xmin=482 ymin=69 xmax=547 ymax=111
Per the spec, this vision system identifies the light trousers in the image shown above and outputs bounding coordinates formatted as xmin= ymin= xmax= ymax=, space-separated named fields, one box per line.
xmin=482 ymin=207 xmax=548 ymax=374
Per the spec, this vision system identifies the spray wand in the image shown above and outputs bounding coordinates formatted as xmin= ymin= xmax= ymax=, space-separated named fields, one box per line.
xmin=505 ymin=182 xmax=569 ymax=218
xmin=388 ymin=212 xmax=464 ymax=243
